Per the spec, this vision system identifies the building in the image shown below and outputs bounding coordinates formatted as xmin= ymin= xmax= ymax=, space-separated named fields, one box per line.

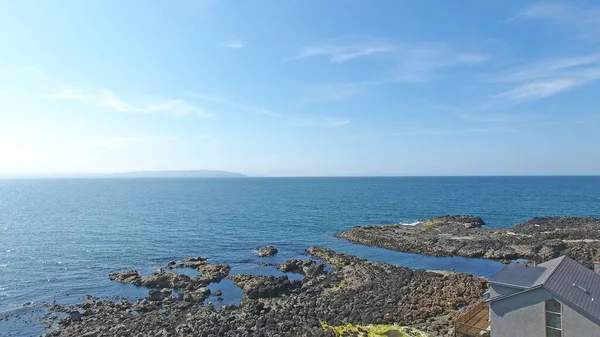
xmin=455 ymin=257 xmax=600 ymax=337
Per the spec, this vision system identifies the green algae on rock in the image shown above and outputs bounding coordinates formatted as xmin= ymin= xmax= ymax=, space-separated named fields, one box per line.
xmin=321 ymin=322 xmax=429 ymax=337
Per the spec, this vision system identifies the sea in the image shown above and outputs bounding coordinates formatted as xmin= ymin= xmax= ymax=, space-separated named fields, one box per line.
xmin=1 ymin=176 xmax=599 ymax=336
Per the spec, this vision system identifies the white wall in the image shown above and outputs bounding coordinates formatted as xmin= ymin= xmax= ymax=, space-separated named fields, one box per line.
xmin=489 ymin=288 xmax=600 ymax=337
xmin=561 ymin=304 xmax=599 ymax=337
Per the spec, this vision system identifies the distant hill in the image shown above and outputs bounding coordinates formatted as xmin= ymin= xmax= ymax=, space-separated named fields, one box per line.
xmin=0 ymin=170 xmax=246 ymax=179
xmin=110 ymin=170 xmax=246 ymax=178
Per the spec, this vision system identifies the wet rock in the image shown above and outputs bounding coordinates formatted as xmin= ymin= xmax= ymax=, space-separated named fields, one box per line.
xmin=140 ymin=273 xmax=173 ymax=288
xmin=258 ymin=245 xmax=278 ymax=257
xmin=147 ymin=289 xmax=169 ymax=301
xmin=228 ymin=274 xmax=301 ymax=299
xmin=197 ymin=263 xmax=231 ymax=283
xmin=336 ymin=216 xmax=600 ymax=268
xmin=108 ymin=269 xmax=141 ymax=285
xmin=69 ymin=311 xmax=82 ymax=323
xmin=165 ymin=256 xmax=209 ymax=269
xmin=214 ymin=290 xmax=223 ymax=296
xmin=277 ymin=259 xmax=326 ymax=278
xmin=49 ymin=247 xmax=486 ymax=337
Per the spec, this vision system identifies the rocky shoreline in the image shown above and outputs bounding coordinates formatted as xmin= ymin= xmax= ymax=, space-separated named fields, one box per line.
xmin=44 ymin=246 xmax=486 ymax=337
xmin=336 ymin=216 xmax=600 ymax=268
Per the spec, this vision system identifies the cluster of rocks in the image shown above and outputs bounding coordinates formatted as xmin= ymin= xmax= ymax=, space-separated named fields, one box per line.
xmin=336 ymin=216 xmax=600 ymax=268
xmin=257 ymin=246 xmax=278 ymax=257
xmin=277 ymin=259 xmax=326 ymax=278
xmin=228 ymin=275 xmax=302 ymax=299
xmin=45 ymin=247 xmax=486 ymax=336
xmin=108 ymin=258 xmax=231 ymax=306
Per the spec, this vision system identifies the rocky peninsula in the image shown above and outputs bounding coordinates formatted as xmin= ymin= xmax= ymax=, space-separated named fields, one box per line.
xmin=336 ymin=216 xmax=600 ymax=268
xmin=45 ymin=247 xmax=486 ymax=337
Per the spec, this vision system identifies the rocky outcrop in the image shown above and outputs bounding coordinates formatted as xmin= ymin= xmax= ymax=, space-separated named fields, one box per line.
xmin=165 ymin=256 xmax=208 ymax=269
xmin=277 ymin=259 xmax=326 ymax=278
xmin=228 ymin=274 xmax=302 ymax=299
xmin=336 ymin=216 xmax=600 ymax=268
xmin=109 ymin=256 xmax=231 ymax=291
xmin=257 ymin=245 xmax=278 ymax=257
xmin=421 ymin=215 xmax=485 ymax=229
xmin=196 ymin=264 xmax=231 ymax=283
xmin=49 ymin=247 xmax=486 ymax=337
xmin=108 ymin=270 xmax=141 ymax=284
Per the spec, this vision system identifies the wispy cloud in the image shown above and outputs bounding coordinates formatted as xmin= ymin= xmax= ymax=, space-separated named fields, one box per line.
xmin=290 ymin=117 xmax=350 ymax=128
xmin=82 ymin=135 xmax=180 ymax=151
xmin=519 ymin=3 xmax=600 ymax=27
xmin=286 ymin=39 xmax=488 ymax=81
xmin=512 ymin=3 xmax=600 ymax=40
xmin=286 ymin=39 xmax=395 ymax=63
xmin=190 ymin=94 xmax=350 ymax=128
xmin=393 ymin=127 xmax=453 ymax=136
xmin=468 ymin=126 xmax=518 ymax=133
xmin=299 ymin=40 xmax=488 ymax=100
xmin=49 ymin=87 xmax=210 ymax=117
xmin=456 ymin=112 xmax=541 ymax=124
xmin=219 ymin=39 xmax=244 ymax=49
xmin=189 ymin=94 xmax=281 ymax=117
xmin=390 ymin=43 xmax=488 ymax=83
xmin=394 ymin=126 xmax=517 ymax=136
xmin=308 ymin=81 xmax=381 ymax=101
xmin=491 ymin=54 xmax=600 ymax=101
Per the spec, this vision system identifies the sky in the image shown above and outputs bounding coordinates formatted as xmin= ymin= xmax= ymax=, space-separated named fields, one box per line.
xmin=1 ymin=0 xmax=600 ymax=176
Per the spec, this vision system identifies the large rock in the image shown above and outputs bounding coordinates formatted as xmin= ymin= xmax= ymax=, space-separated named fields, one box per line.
xmin=336 ymin=216 xmax=600 ymax=268
xmin=108 ymin=270 xmax=141 ymax=285
xmin=277 ymin=259 xmax=326 ymax=277
xmin=228 ymin=274 xmax=301 ymax=299
xmin=257 ymin=245 xmax=278 ymax=257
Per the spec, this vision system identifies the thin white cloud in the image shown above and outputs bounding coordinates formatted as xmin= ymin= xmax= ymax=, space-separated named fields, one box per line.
xmin=515 ymin=3 xmax=600 ymax=39
xmin=308 ymin=81 xmax=381 ymax=101
xmin=189 ymin=94 xmax=351 ymax=128
xmin=391 ymin=43 xmax=488 ymax=83
xmin=189 ymin=94 xmax=281 ymax=117
xmin=299 ymin=40 xmax=488 ymax=100
xmin=520 ymin=3 xmax=600 ymax=26
xmin=491 ymin=54 xmax=600 ymax=83
xmin=394 ymin=126 xmax=517 ymax=136
xmin=495 ymin=79 xmax=579 ymax=101
xmin=393 ymin=127 xmax=454 ymax=136
xmin=82 ymin=135 xmax=181 ymax=151
xmin=219 ymin=40 xmax=244 ymax=49
xmin=492 ymin=54 xmax=600 ymax=101
xmin=49 ymin=87 xmax=210 ymax=117
xmin=291 ymin=117 xmax=350 ymax=128
xmin=468 ymin=126 xmax=518 ymax=133
xmin=286 ymin=39 xmax=395 ymax=63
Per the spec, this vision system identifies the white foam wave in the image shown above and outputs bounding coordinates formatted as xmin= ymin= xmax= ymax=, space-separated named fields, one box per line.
xmin=398 ymin=221 xmax=422 ymax=226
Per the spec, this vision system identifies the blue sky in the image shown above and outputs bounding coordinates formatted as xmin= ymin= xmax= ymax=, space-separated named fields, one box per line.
xmin=1 ymin=0 xmax=599 ymax=176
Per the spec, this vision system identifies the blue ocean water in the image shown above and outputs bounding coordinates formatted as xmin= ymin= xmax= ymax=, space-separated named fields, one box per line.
xmin=1 ymin=176 xmax=599 ymax=335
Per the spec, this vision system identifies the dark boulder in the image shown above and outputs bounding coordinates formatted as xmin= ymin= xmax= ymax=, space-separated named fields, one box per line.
xmin=258 ymin=246 xmax=278 ymax=257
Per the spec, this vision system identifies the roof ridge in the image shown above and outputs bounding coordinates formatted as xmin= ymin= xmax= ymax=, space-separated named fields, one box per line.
xmin=541 ymin=255 xmax=568 ymax=285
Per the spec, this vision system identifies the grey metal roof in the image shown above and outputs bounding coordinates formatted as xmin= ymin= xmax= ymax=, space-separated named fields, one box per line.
xmin=489 ymin=256 xmax=600 ymax=325
xmin=544 ymin=257 xmax=600 ymax=324
xmin=488 ymin=256 xmax=565 ymax=289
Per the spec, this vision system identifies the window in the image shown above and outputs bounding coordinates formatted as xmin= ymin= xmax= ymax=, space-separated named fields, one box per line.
xmin=545 ymin=299 xmax=562 ymax=337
